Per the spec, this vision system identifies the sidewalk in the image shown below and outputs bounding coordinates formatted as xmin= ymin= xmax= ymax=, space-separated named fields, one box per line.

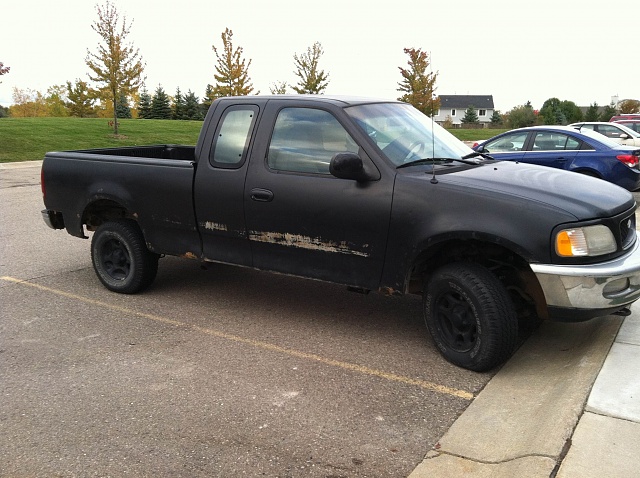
xmin=409 ymin=310 xmax=640 ymax=477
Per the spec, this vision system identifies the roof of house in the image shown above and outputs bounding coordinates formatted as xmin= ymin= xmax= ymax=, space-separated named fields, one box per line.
xmin=439 ymin=95 xmax=494 ymax=109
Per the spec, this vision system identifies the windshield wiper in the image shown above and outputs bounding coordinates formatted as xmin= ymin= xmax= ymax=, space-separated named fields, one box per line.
xmin=462 ymin=151 xmax=494 ymax=161
xmin=396 ymin=158 xmax=453 ymax=169
xmin=396 ymin=156 xmax=485 ymax=169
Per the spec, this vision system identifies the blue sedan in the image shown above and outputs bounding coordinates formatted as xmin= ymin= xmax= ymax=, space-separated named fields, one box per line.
xmin=473 ymin=126 xmax=640 ymax=191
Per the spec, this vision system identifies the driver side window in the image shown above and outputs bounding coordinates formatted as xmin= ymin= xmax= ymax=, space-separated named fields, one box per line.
xmin=485 ymin=132 xmax=528 ymax=153
xmin=267 ymin=108 xmax=358 ymax=174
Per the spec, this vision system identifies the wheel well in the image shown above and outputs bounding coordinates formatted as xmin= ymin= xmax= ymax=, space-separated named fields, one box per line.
xmin=408 ymin=239 xmax=548 ymax=321
xmin=82 ymin=199 xmax=134 ymax=232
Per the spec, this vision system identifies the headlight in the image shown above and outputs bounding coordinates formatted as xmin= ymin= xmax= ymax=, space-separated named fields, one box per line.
xmin=555 ymin=225 xmax=616 ymax=257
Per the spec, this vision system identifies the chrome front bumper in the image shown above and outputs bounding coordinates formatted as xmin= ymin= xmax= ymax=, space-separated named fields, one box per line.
xmin=531 ymin=240 xmax=640 ymax=315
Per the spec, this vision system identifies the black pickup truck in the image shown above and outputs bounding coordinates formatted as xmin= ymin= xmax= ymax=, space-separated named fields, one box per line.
xmin=41 ymin=95 xmax=640 ymax=371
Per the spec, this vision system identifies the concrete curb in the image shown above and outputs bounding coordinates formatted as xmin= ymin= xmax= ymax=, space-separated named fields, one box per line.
xmin=409 ymin=316 xmax=623 ymax=477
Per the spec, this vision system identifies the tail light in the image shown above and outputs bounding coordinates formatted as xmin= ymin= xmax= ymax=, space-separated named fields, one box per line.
xmin=472 ymin=142 xmax=479 ymax=148
xmin=41 ymin=168 xmax=46 ymax=199
xmin=616 ymin=154 xmax=639 ymax=168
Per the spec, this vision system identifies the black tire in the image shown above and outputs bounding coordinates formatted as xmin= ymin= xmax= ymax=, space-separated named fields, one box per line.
xmin=424 ymin=262 xmax=518 ymax=372
xmin=91 ymin=219 xmax=159 ymax=294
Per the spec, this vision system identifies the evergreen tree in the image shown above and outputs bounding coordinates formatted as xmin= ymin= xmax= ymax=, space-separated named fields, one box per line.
xmin=173 ymin=87 xmax=185 ymax=120
xmin=490 ymin=110 xmax=502 ymax=125
xmin=202 ymin=84 xmax=214 ymax=114
xmin=184 ymin=90 xmax=203 ymax=120
xmin=116 ymin=93 xmax=131 ymax=118
xmin=291 ymin=42 xmax=329 ymax=94
xmin=461 ymin=105 xmax=479 ymax=124
xmin=211 ymin=28 xmax=256 ymax=98
xmin=397 ymin=48 xmax=439 ymax=116
xmin=600 ymin=103 xmax=617 ymax=121
xmin=585 ymin=103 xmax=600 ymax=121
xmin=137 ymin=87 xmax=152 ymax=118
xmin=150 ymin=85 xmax=172 ymax=119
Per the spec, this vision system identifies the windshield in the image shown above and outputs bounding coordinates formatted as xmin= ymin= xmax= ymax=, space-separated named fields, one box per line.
xmin=345 ymin=102 xmax=474 ymax=166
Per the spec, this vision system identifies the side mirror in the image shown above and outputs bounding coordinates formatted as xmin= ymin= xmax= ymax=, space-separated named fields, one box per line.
xmin=620 ymin=133 xmax=629 ymax=139
xmin=330 ymin=152 xmax=373 ymax=182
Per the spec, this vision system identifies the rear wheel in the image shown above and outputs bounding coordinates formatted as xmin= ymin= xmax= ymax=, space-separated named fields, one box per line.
xmin=91 ymin=219 xmax=159 ymax=294
xmin=424 ymin=262 xmax=518 ymax=372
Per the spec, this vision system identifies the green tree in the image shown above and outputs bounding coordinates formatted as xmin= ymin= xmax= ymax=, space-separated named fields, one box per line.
xmin=397 ymin=48 xmax=439 ymax=116
xmin=184 ymin=90 xmax=203 ymax=120
xmin=291 ymin=41 xmax=329 ymax=94
xmin=600 ymin=103 xmax=617 ymax=121
xmin=211 ymin=28 xmax=256 ymax=98
xmin=540 ymin=98 xmax=563 ymax=124
xmin=461 ymin=105 xmax=479 ymax=124
xmin=490 ymin=110 xmax=502 ymax=125
xmin=560 ymin=100 xmax=582 ymax=123
xmin=540 ymin=98 xmax=582 ymax=125
xmin=584 ymin=102 xmax=600 ymax=121
xmin=85 ymin=1 xmax=145 ymax=134
xmin=137 ymin=87 xmax=152 ymax=118
xmin=202 ymin=84 xmax=214 ymax=114
xmin=45 ymin=85 xmax=69 ymax=117
xmin=150 ymin=85 xmax=172 ymax=119
xmin=507 ymin=104 xmax=536 ymax=128
xmin=172 ymin=87 xmax=185 ymax=120
xmin=619 ymin=99 xmax=640 ymax=114
xmin=66 ymin=79 xmax=96 ymax=117
xmin=116 ymin=93 xmax=131 ymax=118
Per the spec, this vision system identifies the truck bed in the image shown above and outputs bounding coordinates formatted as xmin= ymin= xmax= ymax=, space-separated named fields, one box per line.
xmin=71 ymin=144 xmax=196 ymax=161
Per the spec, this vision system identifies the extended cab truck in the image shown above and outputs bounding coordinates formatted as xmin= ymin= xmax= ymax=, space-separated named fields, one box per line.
xmin=41 ymin=95 xmax=640 ymax=372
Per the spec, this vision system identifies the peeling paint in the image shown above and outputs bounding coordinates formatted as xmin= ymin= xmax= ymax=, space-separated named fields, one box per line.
xmin=248 ymin=231 xmax=370 ymax=257
xmin=203 ymin=221 xmax=228 ymax=232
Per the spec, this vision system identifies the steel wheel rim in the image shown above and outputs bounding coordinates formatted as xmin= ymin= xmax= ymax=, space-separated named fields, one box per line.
xmin=100 ymin=238 xmax=131 ymax=281
xmin=434 ymin=290 xmax=477 ymax=353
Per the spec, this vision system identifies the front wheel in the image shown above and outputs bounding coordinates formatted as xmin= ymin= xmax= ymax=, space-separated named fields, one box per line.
xmin=91 ymin=219 xmax=159 ymax=294
xmin=424 ymin=262 xmax=518 ymax=372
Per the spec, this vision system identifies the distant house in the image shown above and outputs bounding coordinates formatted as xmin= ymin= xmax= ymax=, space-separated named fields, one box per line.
xmin=433 ymin=95 xmax=495 ymax=126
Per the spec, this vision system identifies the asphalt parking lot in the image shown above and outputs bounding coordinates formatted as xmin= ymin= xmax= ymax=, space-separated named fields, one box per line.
xmin=0 ymin=162 xmax=493 ymax=476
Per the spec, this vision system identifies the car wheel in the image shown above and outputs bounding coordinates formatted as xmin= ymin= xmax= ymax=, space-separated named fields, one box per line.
xmin=91 ymin=219 xmax=159 ymax=294
xmin=424 ymin=262 xmax=518 ymax=372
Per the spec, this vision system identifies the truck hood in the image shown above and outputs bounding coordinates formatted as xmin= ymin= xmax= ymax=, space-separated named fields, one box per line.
xmin=432 ymin=161 xmax=635 ymax=219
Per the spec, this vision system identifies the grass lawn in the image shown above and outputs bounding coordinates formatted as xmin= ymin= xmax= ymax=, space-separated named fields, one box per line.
xmin=0 ymin=117 xmax=508 ymax=163
xmin=0 ymin=117 xmax=203 ymax=162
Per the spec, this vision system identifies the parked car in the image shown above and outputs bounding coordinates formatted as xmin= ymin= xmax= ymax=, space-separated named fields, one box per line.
xmin=615 ymin=120 xmax=640 ymax=134
xmin=569 ymin=121 xmax=640 ymax=147
xmin=472 ymin=126 xmax=640 ymax=190
xmin=610 ymin=114 xmax=640 ymax=122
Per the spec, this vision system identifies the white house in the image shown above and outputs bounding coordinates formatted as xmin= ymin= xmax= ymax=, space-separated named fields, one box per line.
xmin=433 ymin=95 xmax=495 ymax=126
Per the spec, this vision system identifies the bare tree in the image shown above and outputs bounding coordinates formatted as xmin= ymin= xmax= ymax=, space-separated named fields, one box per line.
xmin=291 ymin=42 xmax=329 ymax=94
xmin=85 ymin=1 xmax=145 ymax=134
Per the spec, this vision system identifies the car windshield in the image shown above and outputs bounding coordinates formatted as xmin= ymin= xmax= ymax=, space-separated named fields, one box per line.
xmin=345 ymin=102 xmax=473 ymax=166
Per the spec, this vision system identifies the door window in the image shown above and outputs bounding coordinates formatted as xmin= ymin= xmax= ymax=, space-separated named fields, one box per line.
xmin=484 ymin=132 xmax=528 ymax=152
xmin=267 ymin=108 xmax=358 ymax=174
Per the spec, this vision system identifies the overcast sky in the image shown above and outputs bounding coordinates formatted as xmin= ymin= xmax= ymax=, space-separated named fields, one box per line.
xmin=1 ymin=0 xmax=638 ymax=112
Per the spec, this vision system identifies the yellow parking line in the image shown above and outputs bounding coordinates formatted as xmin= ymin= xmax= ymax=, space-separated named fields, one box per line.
xmin=2 ymin=276 xmax=474 ymax=400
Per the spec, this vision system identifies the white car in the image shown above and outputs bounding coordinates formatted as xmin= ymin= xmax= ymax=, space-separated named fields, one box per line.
xmin=569 ymin=122 xmax=640 ymax=147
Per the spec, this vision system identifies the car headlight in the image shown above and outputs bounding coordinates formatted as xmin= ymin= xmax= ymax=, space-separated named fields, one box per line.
xmin=555 ymin=225 xmax=617 ymax=257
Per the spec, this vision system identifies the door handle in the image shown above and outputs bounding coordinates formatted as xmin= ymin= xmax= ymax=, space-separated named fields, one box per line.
xmin=250 ymin=188 xmax=274 ymax=202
